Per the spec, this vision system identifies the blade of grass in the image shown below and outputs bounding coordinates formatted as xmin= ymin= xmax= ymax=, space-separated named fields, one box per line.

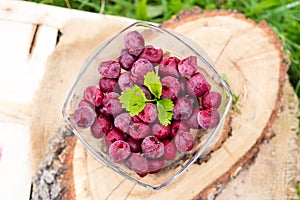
xmin=136 ymin=0 xmax=147 ymax=20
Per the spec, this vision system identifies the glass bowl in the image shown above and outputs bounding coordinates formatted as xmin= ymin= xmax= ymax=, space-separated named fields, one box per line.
xmin=62 ymin=22 xmax=232 ymax=190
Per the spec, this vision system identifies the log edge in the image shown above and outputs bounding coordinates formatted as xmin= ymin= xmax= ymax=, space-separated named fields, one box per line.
xmin=162 ymin=8 xmax=288 ymax=199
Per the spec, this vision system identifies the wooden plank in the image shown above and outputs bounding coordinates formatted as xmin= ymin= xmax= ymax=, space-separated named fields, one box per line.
xmin=0 ymin=0 xmax=135 ymax=28
xmin=0 ymin=122 xmax=32 ymax=199
xmin=0 ymin=2 xmax=59 ymax=200
xmin=0 ymin=18 xmax=35 ymax=104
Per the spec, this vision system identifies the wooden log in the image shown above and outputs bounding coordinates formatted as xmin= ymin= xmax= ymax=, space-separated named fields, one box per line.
xmin=31 ymin=8 xmax=293 ymax=199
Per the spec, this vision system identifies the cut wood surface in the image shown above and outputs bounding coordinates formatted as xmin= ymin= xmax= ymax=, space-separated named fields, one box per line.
xmin=29 ymin=7 xmax=300 ymax=200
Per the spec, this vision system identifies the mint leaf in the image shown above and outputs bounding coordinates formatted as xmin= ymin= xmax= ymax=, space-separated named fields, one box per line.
xmin=119 ymin=85 xmax=146 ymax=116
xmin=144 ymin=72 xmax=162 ymax=99
xmin=157 ymin=98 xmax=174 ymax=125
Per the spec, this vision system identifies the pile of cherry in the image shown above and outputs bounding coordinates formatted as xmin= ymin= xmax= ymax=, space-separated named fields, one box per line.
xmin=71 ymin=31 xmax=221 ymax=177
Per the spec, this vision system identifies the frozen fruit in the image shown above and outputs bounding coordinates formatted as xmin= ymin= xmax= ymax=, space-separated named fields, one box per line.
xmin=131 ymin=58 xmax=154 ymax=85
xmin=187 ymin=72 xmax=211 ymax=97
xmin=99 ymin=78 xmax=118 ymax=93
xmin=109 ymin=140 xmax=131 ymax=163
xmin=131 ymin=115 xmax=141 ymax=123
xmin=159 ymin=57 xmax=180 ymax=78
xmin=141 ymin=136 xmax=164 ymax=159
xmin=118 ymin=72 xmax=134 ymax=92
xmin=137 ymin=103 xmax=157 ymax=124
xmin=102 ymin=92 xmax=123 ymax=116
xmin=71 ymin=29 xmax=226 ymax=179
xmin=129 ymin=122 xmax=150 ymax=140
xmin=178 ymin=56 xmax=197 ymax=77
xmin=72 ymin=106 xmax=96 ymax=128
xmin=119 ymin=50 xmax=135 ymax=70
xmin=162 ymin=140 xmax=176 ymax=160
xmin=148 ymin=159 xmax=165 ymax=174
xmin=126 ymin=137 xmax=142 ymax=153
xmin=197 ymin=108 xmax=220 ymax=130
xmin=152 ymin=123 xmax=170 ymax=139
xmin=140 ymin=86 xmax=152 ymax=100
xmin=114 ymin=112 xmax=132 ymax=133
xmin=202 ymin=91 xmax=222 ymax=109
xmin=98 ymin=61 xmax=121 ymax=79
xmin=178 ymin=77 xmax=188 ymax=96
xmin=172 ymin=96 xmax=193 ymax=120
xmin=174 ymin=131 xmax=194 ymax=152
xmin=170 ymin=121 xmax=190 ymax=138
xmin=83 ymin=86 xmax=104 ymax=107
xmin=78 ymin=99 xmax=94 ymax=109
xmin=123 ymin=31 xmax=145 ymax=56
xmin=90 ymin=115 xmax=111 ymax=138
xmin=161 ymin=76 xmax=180 ymax=100
xmin=185 ymin=108 xmax=201 ymax=129
xmin=139 ymin=45 xmax=163 ymax=63
xmin=105 ymin=128 xmax=125 ymax=147
xmin=126 ymin=153 xmax=149 ymax=177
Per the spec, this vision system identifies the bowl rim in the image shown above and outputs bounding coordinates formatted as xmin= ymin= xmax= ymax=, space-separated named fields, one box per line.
xmin=62 ymin=21 xmax=233 ymax=190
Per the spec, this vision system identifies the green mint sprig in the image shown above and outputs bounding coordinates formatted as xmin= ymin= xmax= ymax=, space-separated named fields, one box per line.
xmin=119 ymin=72 xmax=173 ymax=126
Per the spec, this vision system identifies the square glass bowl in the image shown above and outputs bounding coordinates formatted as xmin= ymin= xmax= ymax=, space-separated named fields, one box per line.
xmin=62 ymin=22 xmax=232 ymax=190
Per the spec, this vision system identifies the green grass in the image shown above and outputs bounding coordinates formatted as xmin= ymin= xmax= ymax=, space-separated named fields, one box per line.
xmin=28 ymin=0 xmax=300 ymax=109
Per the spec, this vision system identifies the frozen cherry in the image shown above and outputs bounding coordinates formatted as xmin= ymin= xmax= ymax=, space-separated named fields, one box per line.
xmin=152 ymin=123 xmax=170 ymax=139
xmin=119 ymin=50 xmax=135 ymax=70
xmin=197 ymin=108 xmax=220 ymax=130
xmin=123 ymin=31 xmax=145 ymax=56
xmin=83 ymin=86 xmax=103 ymax=107
xmin=187 ymin=72 xmax=211 ymax=97
xmin=185 ymin=107 xmax=201 ymax=129
xmin=126 ymin=153 xmax=149 ymax=177
xmin=99 ymin=78 xmax=118 ymax=93
xmin=90 ymin=115 xmax=111 ymax=138
xmin=109 ymin=140 xmax=131 ymax=163
xmin=102 ymin=92 xmax=122 ymax=116
xmin=159 ymin=57 xmax=180 ymax=78
xmin=178 ymin=56 xmax=197 ymax=77
xmin=129 ymin=122 xmax=150 ymax=140
xmin=178 ymin=77 xmax=188 ymax=96
xmin=72 ymin=106 xmax=96 ymax=128
xmin=105 ymin=128 xmax=125 ymax=147
xmin=114 ymin=112 xmax=132 ymax=133
xmin=202 ymin=91 xmax=222 ymax=109
xmin=162 ymin=140 xmax=176 ymax=160
xmin=131 ymin=115 xmax=141 ymax=123
xmin=126 ymin=137 xmax=142 ymax=153
xmin=98 ymin=61 xmax=121 ymax=79
xmin=137 ymin=103 xmax=157 ymax=124
xmin=148 ymin=159 xmax=165 ymax=174
xmin=161 ymin=76 xmax=180 ymax=100
xmin=118 ymin=72 xmax=134 ymax=92
xmin=140 ymin=86 xmax=152 ymax=100
xmin=131 ymin=58 xmax=154 ymax=85
xmin=139 ymin=45 xmax=163 ymax=63
xmin=173 ymin=96 xmax=193 ymax=120
xmin=174 ymin=131 xmax=194 ymax=152
xmin=141 ymin=136 xmax=164 ymax=159
xmin=171 ymin=121 xmax=190 ymax=138
xmin=78 ymin=99 xmax=94 ymax=109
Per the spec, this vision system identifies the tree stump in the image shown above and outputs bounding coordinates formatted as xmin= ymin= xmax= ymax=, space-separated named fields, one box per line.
xmin=31 ymin=8 xmax=292 ymax=199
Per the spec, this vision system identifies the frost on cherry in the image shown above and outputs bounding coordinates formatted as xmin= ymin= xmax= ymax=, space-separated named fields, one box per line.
xmin=70 ymin=30 xmax=224 ymax=178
